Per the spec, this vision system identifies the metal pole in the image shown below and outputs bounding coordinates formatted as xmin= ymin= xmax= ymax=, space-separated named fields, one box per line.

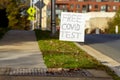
xmin=39 ymin=0 xmax=42 ymax=30
xmin=32 ymin=3 xmax=35 ymax=30
xmin=30 ymin=0 xmax=32 ymax=30
xmin=30 ymin=0 xmax=32 ymax=7
xmin=51 ymin=0 xmax=56 ymax=35
xmin=30 ymin=0 xmax=34 ymax=30
xmin=36 ymin=8 xmax=40 ymax=29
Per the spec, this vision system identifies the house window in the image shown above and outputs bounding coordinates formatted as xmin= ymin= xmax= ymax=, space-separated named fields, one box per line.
xmin=102 ymin=0 xmax=107 ymax=1
xmin=78 ymin=0 xmax=83 ymax=1
xmin=114 ymin=0 xmax=119 ymax=2
xmin=113 ymin=6 xmax=117 ymax=11
xmin=89 ymin=5 xmax=92 ymax=9
xmin=62 ymin=5 xmax=66 ymax=9
xmin=82 ymin=5 xmax=87 ymax=13
xmin=101 ymin=5 xmax=106 ymax=11
xmin=70 ymin=4 xmax=74 ymax=8
xmin=96 ymin=0 xmax=101 ymax=2
xmin=107 ymin=5 xmax=111 ymax=10
xmin=76 ymin=4 xmax=80 ymax=8
xmin=56 ymin=5 xmax=60 ymax=9
xmin=82 ymin=5 xmax=87 ymax=9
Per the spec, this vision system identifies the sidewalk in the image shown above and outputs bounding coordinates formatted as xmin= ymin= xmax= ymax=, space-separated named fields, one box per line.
xmin=0 ymin=30 xmax=47 ymax=68
xmin=0 ymin=30 xmax=114 ymax=80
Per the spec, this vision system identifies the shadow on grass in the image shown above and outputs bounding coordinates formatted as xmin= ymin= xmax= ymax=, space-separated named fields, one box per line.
xmin=35 ymin=30 xmax=59 ymax=40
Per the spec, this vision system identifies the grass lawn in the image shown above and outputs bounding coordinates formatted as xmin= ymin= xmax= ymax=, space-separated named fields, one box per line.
xmin=35 ymin=30 xmax=120 ymax=80
xmin=35 ymin=30 xmax=103 ymax=69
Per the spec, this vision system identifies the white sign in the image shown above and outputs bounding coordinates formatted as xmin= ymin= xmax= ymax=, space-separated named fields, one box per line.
xmin=59 ymin=12 xmax=86 ymax=42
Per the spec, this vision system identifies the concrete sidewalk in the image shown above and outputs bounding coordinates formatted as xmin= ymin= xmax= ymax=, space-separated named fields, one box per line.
xmin=0 ymin=76 xmax=114 ymax=80
xmin=0 ymin=30 xmax=115 ymax=80
xmin=0 ymin=30 xmax=47 ymax=68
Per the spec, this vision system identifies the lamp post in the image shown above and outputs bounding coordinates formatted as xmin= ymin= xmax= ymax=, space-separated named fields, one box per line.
xmin=51 ymin=0 xmax=56 ymax=35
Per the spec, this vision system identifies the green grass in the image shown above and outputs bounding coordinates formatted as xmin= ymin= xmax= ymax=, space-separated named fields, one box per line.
xmin=35 ymin=30 xmax=102 ymax=69
xmin=35 ymin=30 xmax=120 ymax=80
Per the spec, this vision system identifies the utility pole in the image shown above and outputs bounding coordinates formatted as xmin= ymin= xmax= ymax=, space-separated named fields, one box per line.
xmin=51 ymin=0 xmax=56 ymax=35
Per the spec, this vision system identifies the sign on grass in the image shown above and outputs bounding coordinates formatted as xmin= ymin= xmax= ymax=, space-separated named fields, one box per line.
xmin=59 ymin=12 xmax=86 ymax=42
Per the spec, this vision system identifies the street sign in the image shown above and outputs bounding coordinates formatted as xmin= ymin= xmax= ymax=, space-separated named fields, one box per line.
xmin=27 ymin=7 xmax=36 ymax=16
xmin=35 ymin=1 xmax=45 ymax=9
xmin=59 ymin=12 xmax=86 ymax=42
xmin=27 ymin=16 xmax=35 ymax=21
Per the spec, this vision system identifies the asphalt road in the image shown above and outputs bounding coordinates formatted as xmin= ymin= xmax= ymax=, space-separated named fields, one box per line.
xmin=84 ymin=34 xmax=120 ymax=63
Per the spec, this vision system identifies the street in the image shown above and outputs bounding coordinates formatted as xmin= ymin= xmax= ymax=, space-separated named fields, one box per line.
xmin=84 ymin=34 xmax=120 ymax=63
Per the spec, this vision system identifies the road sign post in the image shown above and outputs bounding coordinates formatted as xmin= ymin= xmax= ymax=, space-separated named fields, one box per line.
xmin=34 ymin=0 xmax=45 ymax=29
xmin=31 ymin=0 xmax=34 ymax=30
xmin=27 ymin=0 xmax=37 ymax=30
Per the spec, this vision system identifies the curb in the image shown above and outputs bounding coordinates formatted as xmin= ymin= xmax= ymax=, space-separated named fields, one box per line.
xmin=74 ymin=42 xmax=120 ymax=77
